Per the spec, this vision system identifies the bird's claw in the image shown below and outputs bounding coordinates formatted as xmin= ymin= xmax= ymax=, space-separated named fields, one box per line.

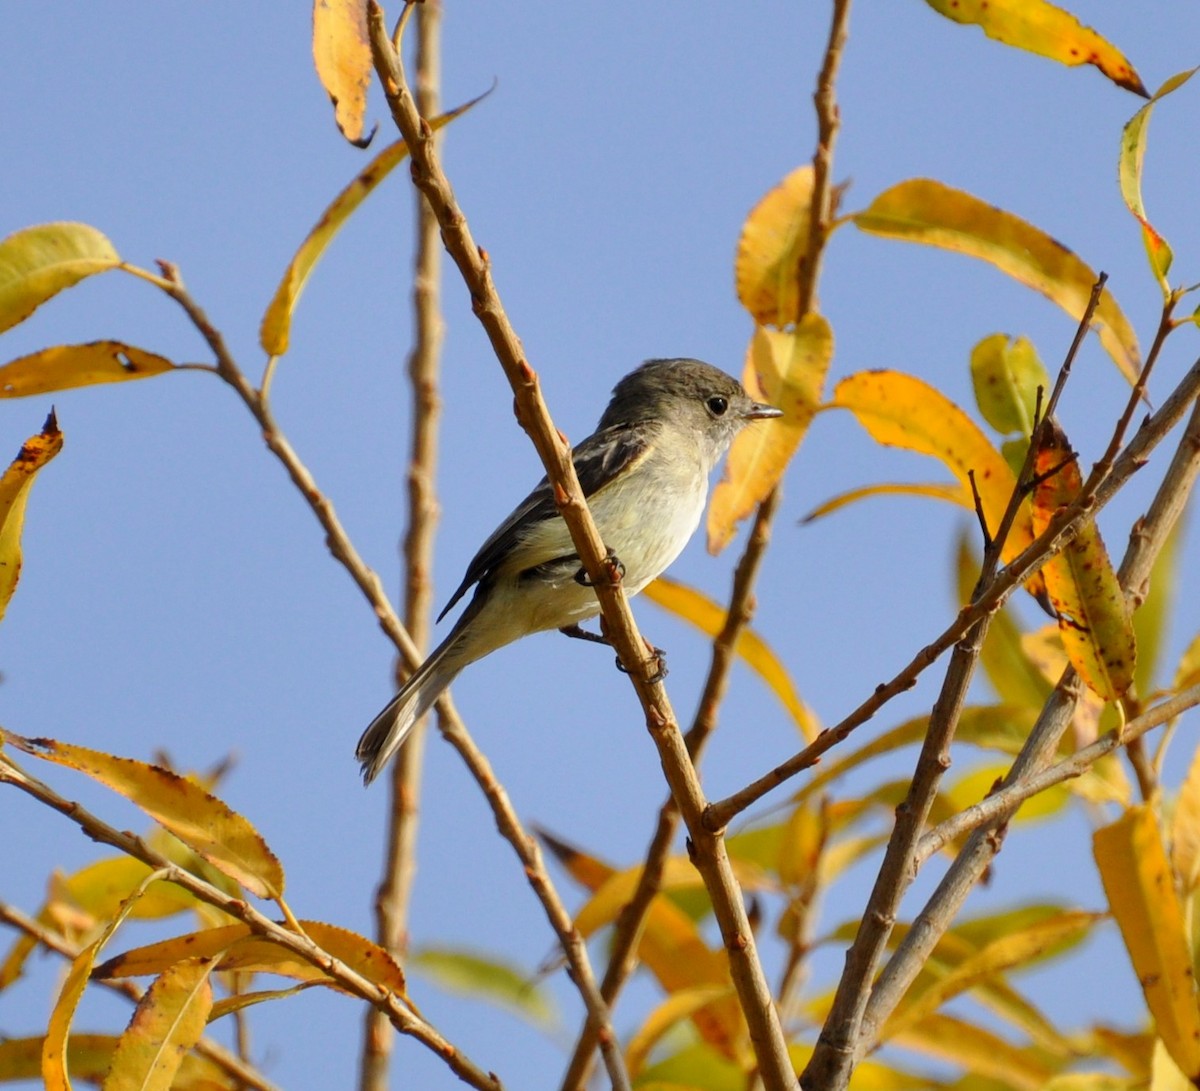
xmin=574 ymin=549 xmax=626 ymax=587
xmin=615 ymin=645 xmax=668 ymax=684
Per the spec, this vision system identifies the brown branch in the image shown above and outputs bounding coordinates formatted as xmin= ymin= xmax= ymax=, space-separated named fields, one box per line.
xmin=914 ymin=683 xmax=1200 ymax=865
xmin=560 ymin=490 xmax=783 ymax=1090
xmin=362 ymin=4 xmax=445 ymax=1089
xmin=0 ymin=899 xmax=283 ymax=1091
xmin=366 ymin=4 xmax=794 ymax=1085
xmin=0 ymin=757 xmax=501 ymax=1091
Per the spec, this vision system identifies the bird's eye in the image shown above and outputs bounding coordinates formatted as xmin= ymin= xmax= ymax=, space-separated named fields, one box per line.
xmin=707 ymin=396 xmax=729 ymax=416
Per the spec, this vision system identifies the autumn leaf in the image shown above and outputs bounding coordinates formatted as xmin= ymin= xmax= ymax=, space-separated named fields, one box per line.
xmin=1094 ymin=805 xmax=1200 ymax=1080
xmin=853 ymin=180 xmax=1140 ymax=384
xmin=735 ymin=165 xmax=815 ymax=327
xmin=802 ymin=482 xmax=970 ymax=524
xmin=923 ymin=0 xmax=1146 ymax=95
xmin=1 ymin=734 xmax=285 ymax=900
xmin=969 ymin=334 xmax=1050 ymax=437
xmin=410 ymin=948 xmax=557 ymax=1030
xmin=102 ymin=957 xmax=216 ymax=1091
xmin=0 ymin=411 xmax=63 ymax=622
xmin=1119 ymin=68 xmax=1197 ymax=296
xmin=1030 ymin=420 xmax=1136 ymax=701
xmin=0 ymin=342 xmax=176 ymax=397
xmin=0 ymin=222 xmax=119 ymax=334
xmin=261 ymin=95 xmax=485 ymax=356
xmin=312 ymin=0 xmax=373 ymax=146
xmin=707 ymin=318 xmax=832 ymax=553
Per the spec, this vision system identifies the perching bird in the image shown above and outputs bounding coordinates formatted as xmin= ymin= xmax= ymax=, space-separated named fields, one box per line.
xmin=356 ymin=357 xmax=781 ymax=783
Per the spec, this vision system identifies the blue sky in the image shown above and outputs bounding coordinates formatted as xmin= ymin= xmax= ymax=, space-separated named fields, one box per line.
xmin=2 ymin=3 xmax=1199 ymax=1088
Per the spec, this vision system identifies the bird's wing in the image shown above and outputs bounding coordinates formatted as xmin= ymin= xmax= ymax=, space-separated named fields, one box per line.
xmin=436 ymin=423 xmax=653 ymax=621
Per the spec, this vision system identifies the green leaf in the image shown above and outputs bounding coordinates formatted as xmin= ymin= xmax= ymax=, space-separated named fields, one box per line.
xmin=410 ymin=947 xmax=558 ymax=1031
xmin=0 ymin=222 xmax=120 ymax=334
xmin=969 ymin=333 xmax=1050 ymax=436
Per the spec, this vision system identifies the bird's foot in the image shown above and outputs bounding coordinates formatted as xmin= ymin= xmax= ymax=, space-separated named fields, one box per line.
xmin=574 ymin=549 xmax=625 ymax=588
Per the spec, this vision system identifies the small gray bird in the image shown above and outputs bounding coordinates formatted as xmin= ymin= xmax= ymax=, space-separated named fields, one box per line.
xmin=357 ymin=358 xmax=781 ymax=783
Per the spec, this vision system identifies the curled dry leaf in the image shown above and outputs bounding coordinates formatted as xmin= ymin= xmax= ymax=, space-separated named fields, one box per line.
xmin=0 ymin=411 xmax=63 ymax=623
xmin=1030 ymin=420 xmax=1136 ymax=702
xmin=922 ymin=0 xmax=1147 ymax=95
xmin=0 ymin=222 xmax=119 ymax=335
xmin=853 ymin=180 xmax=1141 ymax=385
xmin=1 ymin=733 xmax=285 ymax=900
xmin=707 ymin=318 xmax=832 ymax=554
xmin=0 ymin=342 xmax=176 ymax=397
xmin=1119 ymin=68 xmax=1197 ymax=297
xmin=312 ymin=0 xmax=373 ymax=146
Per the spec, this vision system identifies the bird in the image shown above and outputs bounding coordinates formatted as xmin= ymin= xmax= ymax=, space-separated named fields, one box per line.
xmin=356 ymin=357 xmax=781 ymax=783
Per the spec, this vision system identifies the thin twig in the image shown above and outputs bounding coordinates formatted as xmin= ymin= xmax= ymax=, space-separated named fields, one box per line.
xmin=0 ymin=757 xmax=501 ymax=1091
xmin=366 ymin=5 xmax=794 ymax=1085
xmin=0 ymin=899 xmax=283 ymax=1091
xmin=362 ymin=4 xmax=445 ymax=1089
xmin=914 ymin=684 xmax=1200 ymax=864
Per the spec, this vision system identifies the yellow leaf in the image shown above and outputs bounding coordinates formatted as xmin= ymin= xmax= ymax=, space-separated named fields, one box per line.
xmin=735 ymin=166 xmax=815 ymax=327
xmin=643 ymin=576 xmax=818 ymax=740
xmin=1175 ymin=633 xmax=1200 ymax=693
xmin=887 ymin=1012 xmax=1056 ymax=1086
xmin=803 ymin=481 xmax=970 ymax=524
xmin=626 ymin=984 xmax=734 ymax=1077
xmin=853 ymin=180 xmax=1141 ymax=384
xmin=969 ymin=334 xmax=1050 ymax=437
xmin=707 ymin=318 xmax=832 ymax=553
xmin=0 ymin=1037 xmax=118 ymax=1084
xmin=923 ymin=0 xmax=1146 ymax=94
xmin=1119 ymin=69 xmax=1196 ymax=296
xmin=2 ymin=733 xmax=284 ymax=899
xmin=1094 ymin=805 xmax=1200 ymax=1080
xmin=1031 ymin=420 xmax=1136 ymax=701
xmin=94 ymin=920 xmax=407 ymax=997
xmin=102 ymin=957 xmax=216 ymax=1091
xmin=311 ymin=0 xmax=372 ymax=146
xmin=0 ymin=222 xmax=119 ymax=334
xmin=885 ymin=910 xmax=1100 ymax=1037
xmin=831 ymin=370 xmax=1043 ymax=590
xmin=61 ymin=856 xmax=196 ymax=923
xmin=0 ymin=342 xmax=176 ymax=397
xmin=0 ymin=411 xmax=63 ymax=622
xmin=1171 ymin=746 xmax=1200 ymax=894
xmin=261 ymin=96 xmax=484 ymax=356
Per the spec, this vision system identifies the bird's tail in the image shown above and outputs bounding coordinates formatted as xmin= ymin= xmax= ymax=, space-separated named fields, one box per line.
xmin=356 ymin=634 xmax=463 ymax=785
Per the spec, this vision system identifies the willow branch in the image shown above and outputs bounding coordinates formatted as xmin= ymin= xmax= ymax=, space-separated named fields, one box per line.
xmin=367 ymin=4 xmax=793 ymax=1085
xmin=362 ymin=5 xmax=445 ymax=1090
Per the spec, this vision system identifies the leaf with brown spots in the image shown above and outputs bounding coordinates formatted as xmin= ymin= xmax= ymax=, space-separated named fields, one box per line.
xmin=312 ymin=0 xmax=372 ymax=145
xmin=830 ymin=370 xmax=1044 ymax=596
xmin=1 ymin=733 xmax=285 ymax=900
xmin=261 ymin=95 xmax=485 ymax=356
xmin=0 ymin=222 xmax=120 ymax=334
xmin=1094 ymin=805 xmax=1200 ymax=1080
xmin=923 ymin=0 xmax=1146 ymax=95
xmin=1030 ymin=420 xmax=1136 ymax=702
xmin=1119 ymin=68 xmax=1197 ymax=297
xmin=707 ymin=318 xmax=832 ymax=553
xmin=0 ymin=411 xmax=63 ymax=623
xmin=853 ymin=180 xmax=1141 ymax=384
xmin=0 ymin=342 xmax=176 ymax=397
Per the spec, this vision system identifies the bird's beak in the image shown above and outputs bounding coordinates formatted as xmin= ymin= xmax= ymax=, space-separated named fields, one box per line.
xmin=744 ymin=402 xmax=784 ymax=421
